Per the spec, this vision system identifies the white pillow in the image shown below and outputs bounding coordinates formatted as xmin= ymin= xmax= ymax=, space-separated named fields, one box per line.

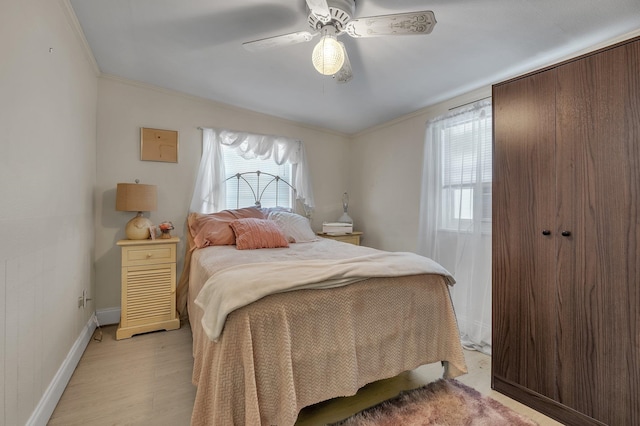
xmin=267 ymin=211 xmax=318 ymax=243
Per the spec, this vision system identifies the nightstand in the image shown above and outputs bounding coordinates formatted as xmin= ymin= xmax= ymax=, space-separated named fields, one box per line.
xmin=116 ymin=237 xmax=180 ymax=340
xmin=317 ymin=231 xmax=362 ymax=246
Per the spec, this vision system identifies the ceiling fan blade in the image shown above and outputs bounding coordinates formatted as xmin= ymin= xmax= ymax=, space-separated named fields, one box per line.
xmin=334 ymin=42 xmax=352 ymax=84
xmin=345 ymin=11 xmax=436 ymax=38
xmin=306 ymin=0 xmax=331 ymax=24
xmin=242 ymin=31 xmax=317 ymax=52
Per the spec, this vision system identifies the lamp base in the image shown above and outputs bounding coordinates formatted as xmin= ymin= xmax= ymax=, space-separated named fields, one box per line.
xmin=338 ymin=212 xmax=353 ymax=224
xmin=125 ymin=212 xmax=153 ymax=240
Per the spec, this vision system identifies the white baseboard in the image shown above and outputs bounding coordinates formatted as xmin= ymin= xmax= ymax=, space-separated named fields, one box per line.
xmin=26 ymin=314 xmax=97 ymax=426
xmin=96 ymin=307 xmax=121 ymax=325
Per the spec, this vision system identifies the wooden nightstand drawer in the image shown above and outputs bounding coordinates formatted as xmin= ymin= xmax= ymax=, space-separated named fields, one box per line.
xmin=317 ymin=231 xmax=362 ymax=246
xmin=122 ymin=244 xmax=175 ymax=266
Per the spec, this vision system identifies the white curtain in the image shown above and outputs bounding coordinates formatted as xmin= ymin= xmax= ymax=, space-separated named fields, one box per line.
xmin=190 ymin=128 xmax=315 ymax=214
xmin=417 ymin=100 xmax=492 ymax=355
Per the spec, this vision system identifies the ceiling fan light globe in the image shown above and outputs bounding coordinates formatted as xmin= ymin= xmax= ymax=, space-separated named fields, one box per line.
xmin=312 ymin=35 xmax=345 ymax=75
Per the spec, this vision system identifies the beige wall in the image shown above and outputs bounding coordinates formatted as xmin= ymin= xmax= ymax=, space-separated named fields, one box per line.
xmin=95 ymin=76 xmax=351 ymax=310
xmin=0 ymin=0 xmax=98 ymax=424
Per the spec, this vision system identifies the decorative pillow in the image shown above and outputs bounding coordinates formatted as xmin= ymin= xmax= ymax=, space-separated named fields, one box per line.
xmin=229 ymin=218 xmax=290 ymax=250
xmin=260 ymin=206 xmax=293 ymax=215
xmin=267 ymin=210 xmax=318 ymax=243
xmin=188 ymin=207 xmax=266 ymax=248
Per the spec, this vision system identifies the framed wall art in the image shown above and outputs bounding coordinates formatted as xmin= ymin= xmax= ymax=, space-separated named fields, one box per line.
xmin=140 ymin=127 xmax=178 ymax=163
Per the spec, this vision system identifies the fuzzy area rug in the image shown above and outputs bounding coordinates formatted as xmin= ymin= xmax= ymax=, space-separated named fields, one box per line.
xmin=330 ymin=379 xmax=537 ymax=426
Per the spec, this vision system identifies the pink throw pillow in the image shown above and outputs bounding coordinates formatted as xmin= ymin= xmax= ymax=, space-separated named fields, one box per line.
xmin=188 ymin=207 xmax=265 ymax=248
xmin=229 ymin=218 xmax=289 ymax=250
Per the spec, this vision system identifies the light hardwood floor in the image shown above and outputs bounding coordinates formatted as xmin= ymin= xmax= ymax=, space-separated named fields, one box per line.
xmin=49 ymin=322 xmax=563 ymax=425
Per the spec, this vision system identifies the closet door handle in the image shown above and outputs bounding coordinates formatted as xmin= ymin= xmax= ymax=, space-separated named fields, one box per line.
xmin=561 ymin=230 xmax=572 ymax=237
xmin=541 ymin=230 xmax=551 ymax=236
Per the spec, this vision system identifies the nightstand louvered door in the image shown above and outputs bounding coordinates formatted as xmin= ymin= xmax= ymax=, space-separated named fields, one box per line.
xmin=116 ymin=237 xmax=180 ymax=339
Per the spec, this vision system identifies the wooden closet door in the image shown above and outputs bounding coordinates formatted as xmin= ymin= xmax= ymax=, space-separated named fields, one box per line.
xmin=492 ymin=68 xmax=558 ymax=400
xmin=555 ymin=39 xmax=640 ymax=425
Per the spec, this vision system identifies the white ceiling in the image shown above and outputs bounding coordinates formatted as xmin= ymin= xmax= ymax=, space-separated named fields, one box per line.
xmin=69 ymin=0 xmax=640 ymax=134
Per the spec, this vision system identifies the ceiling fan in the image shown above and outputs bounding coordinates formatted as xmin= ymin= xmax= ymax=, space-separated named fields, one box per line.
xmin=242 ymin=0 xmax=436 ymax=83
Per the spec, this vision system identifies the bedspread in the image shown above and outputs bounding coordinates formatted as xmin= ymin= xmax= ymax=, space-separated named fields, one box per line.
xmin=189 ymin=275 xmax=467 ymax=425
xmin=195 ymin=251 xmax=455 ymax=341
xmin=187 ymin=241 xmax=467 ymax=425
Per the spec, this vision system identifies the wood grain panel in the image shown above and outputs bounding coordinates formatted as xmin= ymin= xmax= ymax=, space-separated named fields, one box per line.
xmin=492 ymin=69 xmax=558 ymax=399
xmin=493 ymin=376 xmax=607 ymax=426
xmin=555 ymin=39 xmax=640 ymax=425
xmin=494 ymin=35 xmax=640 ymax=425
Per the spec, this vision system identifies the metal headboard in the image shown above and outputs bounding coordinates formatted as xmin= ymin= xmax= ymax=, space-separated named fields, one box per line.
xmin=225 ymin=170 xmax=296 ymax=209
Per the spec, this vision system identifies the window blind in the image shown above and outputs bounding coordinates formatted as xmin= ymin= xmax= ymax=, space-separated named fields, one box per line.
xmin=222 ymin=144 xmax=293 ymax=209
xmin=440 ymin=111 xmax=492 ymax=230
xmin=441 ymin=118 xmax=492 ymax=187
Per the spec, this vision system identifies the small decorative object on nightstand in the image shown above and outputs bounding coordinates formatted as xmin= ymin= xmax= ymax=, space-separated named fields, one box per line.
xmin=116 ymin=237 xmax=180 ymax=339
xmin=337 ymin=192 xmax=353 ymax=225
xmin=317 ymin=231 xmax=362 ymax=246
xmin=158 ymin=221 xmax=174 ymax=239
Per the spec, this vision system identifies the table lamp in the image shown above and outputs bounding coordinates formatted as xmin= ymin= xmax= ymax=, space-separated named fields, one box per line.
xmin=338 ymin=192 xmax=353 ymax=224
xmin=116 ymin=181 xmax=157 ymax=239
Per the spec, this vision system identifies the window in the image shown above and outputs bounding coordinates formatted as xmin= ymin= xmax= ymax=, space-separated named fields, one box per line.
xmin=222 ymin=144 xmax=293 ymax=209
xmin=190 ymin=128 xmax=314 ymax=214
xmin=418 ymin=99 xmax=493 ymax=355
xmin=439 ymin=108 xmax=492 ymax=232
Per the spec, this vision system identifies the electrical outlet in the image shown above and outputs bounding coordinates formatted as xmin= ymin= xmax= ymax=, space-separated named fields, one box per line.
xmin=83 ymin=289 xmax=92 ymax=308
xmin=78 ymin=289 xmax=92 ymax=308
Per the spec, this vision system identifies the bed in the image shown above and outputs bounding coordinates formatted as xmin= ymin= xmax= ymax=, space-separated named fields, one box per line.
xmin=177 ymin=203 xmax=467 ymax=425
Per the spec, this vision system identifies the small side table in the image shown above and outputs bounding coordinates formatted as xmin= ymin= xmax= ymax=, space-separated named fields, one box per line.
xmin=316 ymin=231 xmax=362 ymax=246
xmin=116 ymin=237 xmax=180 ymax=340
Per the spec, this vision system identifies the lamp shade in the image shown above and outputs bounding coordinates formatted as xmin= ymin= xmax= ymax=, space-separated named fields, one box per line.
xmin=116 ymin=183 xmax=157 ymax=212
xmin=116 ymin=182 xmax=157 ymax=240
